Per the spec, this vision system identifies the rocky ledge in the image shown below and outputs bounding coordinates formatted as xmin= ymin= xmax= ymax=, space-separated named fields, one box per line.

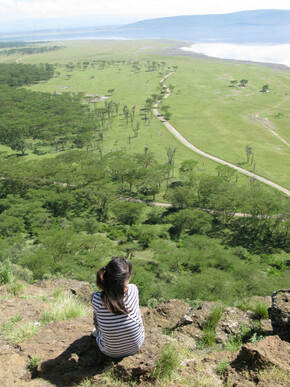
xmin=0 ymin=280 xmax=289 ymax=386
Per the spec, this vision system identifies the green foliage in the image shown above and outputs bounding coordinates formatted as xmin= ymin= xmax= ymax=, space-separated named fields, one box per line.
xmin=0 ymin=260 xmax=12 ymax=285
xmin=198 ymin=305 xmax=224 ymax=348
xmin=7 ymin=281 xmax=25 ymax=296
xmin=216 ymin=360 xmax=230 ymax=375
xmin=168 ymin=209 xmax=212 ymax=238
xmin=111 ymin=201 xmax=145 ymax=226
xmin=252 ymin=301 xmax=269 ymax=320
xmin=0 ymin=49 xmax=289 ymax=311
xmin=27 ymin=356 xmax=41 ymax=378
xmin=151 ymin=343 xmax=180 ymax=380
xmin=198 ymin=327 xmax=216 ymax=348
xmin=204 ymin=305 xmax=224 ymax=330
xmin=224 ymin=322 xmax=265 ymax=351
xmin=0 ymin=63 xmax=54 ymax=86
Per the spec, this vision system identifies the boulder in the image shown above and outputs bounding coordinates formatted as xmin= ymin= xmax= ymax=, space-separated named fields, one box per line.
xmin=268 ymin=289 xmax=290 ymax=342
xmin=231 ymin=335 xmax=290 ymax=372
xmin=36 ymin=279 xmax=92 ymax=302
xmin=215 ymin=307 xmax=253 ymax=344
xmin=143 ymin=299 xmax=190 ymax=329
xmin=112 ymin=327 xmax=173 ymax=382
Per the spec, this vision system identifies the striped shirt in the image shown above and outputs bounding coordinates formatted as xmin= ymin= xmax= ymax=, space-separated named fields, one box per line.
xmin=91 ymin=283 xmax=145 ymax=358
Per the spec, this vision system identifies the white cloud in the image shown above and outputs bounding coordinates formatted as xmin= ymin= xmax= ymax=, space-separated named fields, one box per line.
xmin=0 ymin=0 xmax=290 ymax=20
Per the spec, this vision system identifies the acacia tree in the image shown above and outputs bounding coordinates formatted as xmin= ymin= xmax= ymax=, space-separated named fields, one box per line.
xmin=166 ymin=147 xmax=176 ymax=178
xmin=230 ymin=80 xmax=237 ymax=87
xmin=245 ymin=145 xmax=253 ymax=163
xmin=261 ymin=84 xmax=269 ymax=93
xmin=240 ymin=79 xmax=248 ymax=87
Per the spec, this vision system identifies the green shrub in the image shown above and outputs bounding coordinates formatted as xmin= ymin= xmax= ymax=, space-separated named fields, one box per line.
xmin=216 ymin=360 xmax=230 ymax=375
xmin=224 ymin=323 xmax=265 ymax=351
xmin=11 ymin=264 xmax=33 ymax=283
xmin=151 ymin=343 xmax=180 ymax=380
xmin=204 ymin=305 xmax=224 ymax=330
xmin=27 ymin=356 xmax=41 ymax=378
xmin=0 ymin=260 xmax=12 ymax=285
xmin=198 ymin=305 xmax=224 ymax=348
xmin=7 ymin=281 xmax=25 ymax=296
xmin=198 ymin=327 xmax=216 ymax=348
xmin=252 ymin=301 xmax=269 ymax=320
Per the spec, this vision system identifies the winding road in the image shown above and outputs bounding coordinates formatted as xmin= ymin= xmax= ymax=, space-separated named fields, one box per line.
xmin=153 ymin=73 xmax=290 ymax=197
xmin=251 ymin=96 xmax=290 ymax=148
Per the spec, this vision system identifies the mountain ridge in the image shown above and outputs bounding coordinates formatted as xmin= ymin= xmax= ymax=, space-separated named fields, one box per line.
xmin=1 ymin=9 xmax=290 ymax=44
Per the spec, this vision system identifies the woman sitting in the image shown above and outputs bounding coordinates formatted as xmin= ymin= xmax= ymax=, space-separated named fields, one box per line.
xmin=91 ymin=257 xmax=145 ymax=358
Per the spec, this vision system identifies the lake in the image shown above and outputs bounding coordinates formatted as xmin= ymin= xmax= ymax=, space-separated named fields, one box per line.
xmin=181 ymin=43 xmax=290 ymax=68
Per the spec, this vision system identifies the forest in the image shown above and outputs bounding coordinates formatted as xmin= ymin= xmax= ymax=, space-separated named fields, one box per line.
xmin=0 ymin=59 xmax=289 ymax=307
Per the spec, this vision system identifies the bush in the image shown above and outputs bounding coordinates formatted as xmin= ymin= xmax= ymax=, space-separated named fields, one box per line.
xmin=11 ymin=264 xmax=33 ymax=283
xmin=224 ymin=322 xmax=265 ymax=351
xmin=0 ymin=260 xmax=12 ymax=285
xmin=198 ymin=327 xmax=216 ymax=348
xmin=204 ymin=305 xmax=224 ymax=330
xmin=7 ymin=281 xmax=25 ymax=296
xmin=198 ymin=305 xmax=224 ymax=348
xmin=27 ymin=356 xmax=41 ymax=378
xmin=216 ymin=360 xmax=230 ymax=375
xmin=252 ymin=301 xmax=269 ymax=320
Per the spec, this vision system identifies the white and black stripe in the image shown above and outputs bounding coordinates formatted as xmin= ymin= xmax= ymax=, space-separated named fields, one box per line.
xmin=91 ymin=284 xmax=145 ymax=358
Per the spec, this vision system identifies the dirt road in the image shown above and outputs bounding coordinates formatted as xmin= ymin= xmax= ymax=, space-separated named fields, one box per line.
xmin=153 ymin=73 xmax=290 ymax=197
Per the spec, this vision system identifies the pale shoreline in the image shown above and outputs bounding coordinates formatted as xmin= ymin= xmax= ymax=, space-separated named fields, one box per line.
xmin=181 ymin=43 xmax=290 ymax=69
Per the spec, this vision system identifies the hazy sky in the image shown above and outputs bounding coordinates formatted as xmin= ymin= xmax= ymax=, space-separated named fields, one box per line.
xmin=1 ymin=0 xmax=290 ymax=20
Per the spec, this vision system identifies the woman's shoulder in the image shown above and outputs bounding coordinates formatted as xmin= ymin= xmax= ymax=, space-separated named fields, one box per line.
xmin=91 ymin=291 xmax=102 ymax=303
xmin=128 ymin=283 xmax=138 ymax=292
xmin=128 ymin=283 xmax=139 ymax=299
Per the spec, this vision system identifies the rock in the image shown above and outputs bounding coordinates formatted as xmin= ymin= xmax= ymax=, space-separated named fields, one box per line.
xmin=176 ymin=324 xmax=203 ymax=340
xmin=268 ymin=289 xmax=290 ymax=342
xmin=226 ymin=336 xmax=290 ymax=386
xmin=143 ymin=299 xmax=190 ymax=329
xmin=231 ymin=335 xmax=290 ymax=372
xmin=215 ymin=307 xmax=253 ymax=344
xmin=112 ymin=327 xmax=173 ymax=382
xmin=36 ymin=279 xmax=92 ymax=302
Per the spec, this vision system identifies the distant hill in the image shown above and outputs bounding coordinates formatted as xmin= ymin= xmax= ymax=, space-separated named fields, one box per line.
xmin=0 ymin=9 xmax=289 ymax=44
xmin=115 ymin=10 xmax=290 ymax=44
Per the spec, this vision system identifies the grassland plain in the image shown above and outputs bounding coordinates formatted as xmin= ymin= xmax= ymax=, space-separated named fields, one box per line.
xmin=1 ymin=40 xmax=289 ymax=190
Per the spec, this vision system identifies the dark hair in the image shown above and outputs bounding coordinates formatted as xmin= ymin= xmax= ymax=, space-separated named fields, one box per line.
xmin=96 ymin=257 xmax=133 ymax=315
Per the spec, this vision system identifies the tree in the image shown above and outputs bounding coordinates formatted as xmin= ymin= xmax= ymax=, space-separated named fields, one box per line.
xmin=10 ymin=138 xmax=30 ymax=155
xmin=180 ymin=160 xmax=198 ymax=173
xmin=240 ymin=79 xmax=248 ymax=87
xmin=166 ymin=147 xmax=176 ymax=178
xmin=230 ymin=80 xmax=237 ymax=87
xmin=111 ymin=201 xmax=145 ymax=226
xmin=216 ymin=165 xmax=237 ymax=182
xmin=245 ymin=145 xmax=253 ymax=164
xmin=261 ymin=84 xmax=269 ymax=93
xmin=169 ymin=209 xmax=212 ymax=238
